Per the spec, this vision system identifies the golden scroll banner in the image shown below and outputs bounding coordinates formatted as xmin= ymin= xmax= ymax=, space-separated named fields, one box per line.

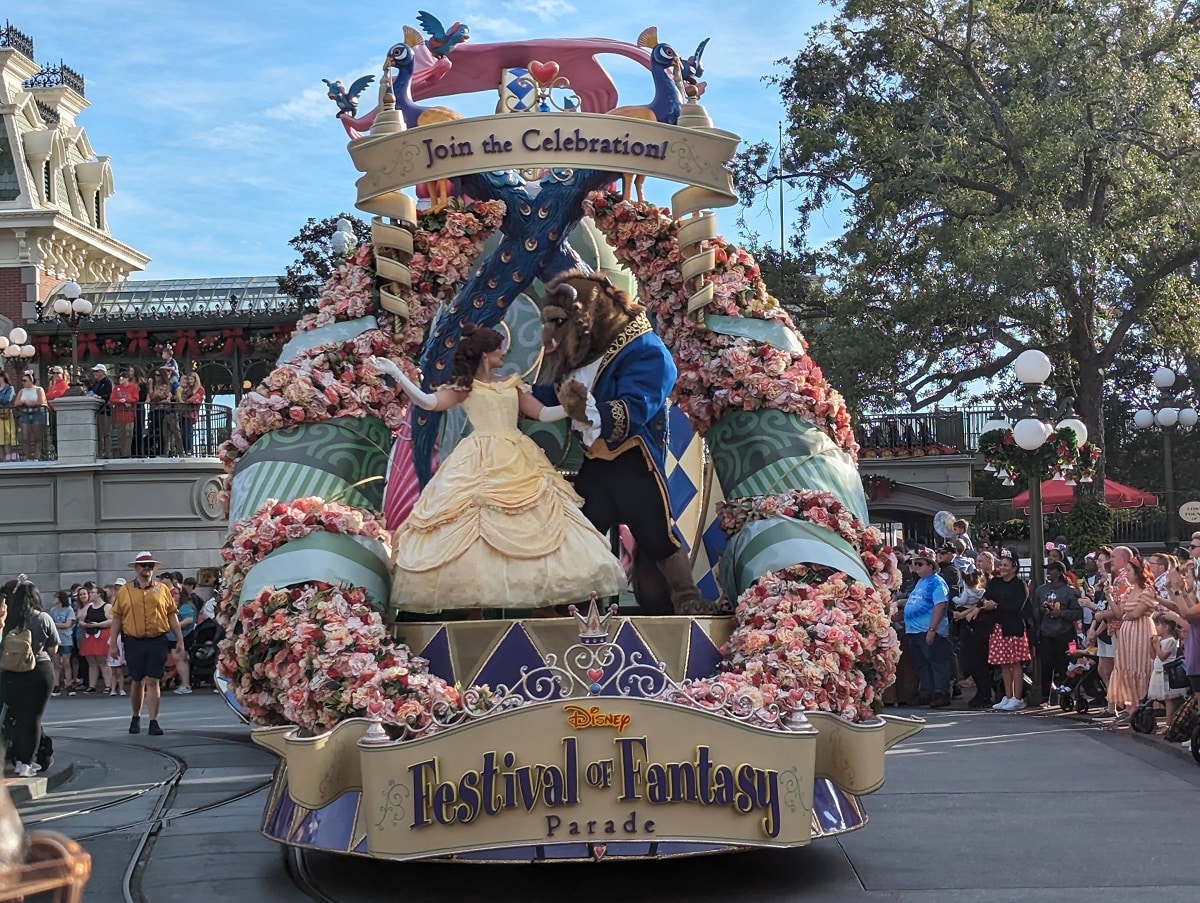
xmin=253 ymin=702 xmax=924 ymax=861
xmin=347 ymin=112 xmax=742 ymax=221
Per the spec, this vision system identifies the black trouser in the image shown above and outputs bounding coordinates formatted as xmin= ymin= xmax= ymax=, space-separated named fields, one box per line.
xmin=1038 ymin=633 xmax=1073 ymax=699
xmin=1 ymin=660 xmax=54 ymax=764
xmin=575 ymin=451 xmax=678 ymax=561
xmin=961 ymin=621 xmax=994 ymax=702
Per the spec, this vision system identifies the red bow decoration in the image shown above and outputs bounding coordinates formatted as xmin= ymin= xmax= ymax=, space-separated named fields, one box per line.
xmin=126 ymin=330 xmax=150 ymax=356
xmin=34 ymin=336 xmax=53 ymax=358
xmin=220 ymin=327 xmax=249 ymax=357
xmin=174 ymin=329 xmax=199 ymax=356
xmin=79 ymin=333 xmax=101 ymax=359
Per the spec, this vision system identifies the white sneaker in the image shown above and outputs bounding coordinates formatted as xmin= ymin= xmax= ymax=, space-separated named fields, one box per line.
xmin=13 ymin=762 xmax=35 ymax=778
xmin=1183 ymin=741 xmax=1192 ymax=749
xmin=1005 ymin=698 xmax=1026 ymax=711
xmin=992 ymin=697 xmax=1012 ymax=710
xmin=173 ymin=685 xmax=193 ymax=695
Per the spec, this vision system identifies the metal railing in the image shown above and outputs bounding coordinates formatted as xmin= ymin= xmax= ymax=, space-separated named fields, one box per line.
xmin=856 ymin=411 xmax=967 ymax=453
xmin=97 ymin=402 xmax=231 ymax=459
xmin=0 ymin=405 xmax=55 ymax=462
xmin=857 ymin=406 xmax=1007 ymax=454
xmin=972 ymin=495 xmax=1193 ymax=549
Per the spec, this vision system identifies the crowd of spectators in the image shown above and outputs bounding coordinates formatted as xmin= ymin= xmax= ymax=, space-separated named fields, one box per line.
xmin=891 ymin=524 xmax=1200 ymax=741
xmin=0 ymin=346 xmax=220 ymax=463
xmin=0 ymin=560 xmax=225 ymax=778
xmin=87 ymin=345 xmax=209 ymax=459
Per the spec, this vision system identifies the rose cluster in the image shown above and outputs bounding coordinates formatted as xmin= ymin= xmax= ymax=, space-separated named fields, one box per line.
xmin=681 ymin=569 xmax=899 ymax=722
xmin=219 ymin=497 xmax=390 ymax=605
xmin=717 ymin=489 xmax=883 ymax=553
xmin=584 ymin=192 xmax=856 ymax=453
xmin=219 ymin=581 xmax=469 ymax=732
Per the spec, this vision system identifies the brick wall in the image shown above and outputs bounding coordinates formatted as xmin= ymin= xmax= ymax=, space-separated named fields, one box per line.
xmin=0 ymin=265 xmax=28 ymax=326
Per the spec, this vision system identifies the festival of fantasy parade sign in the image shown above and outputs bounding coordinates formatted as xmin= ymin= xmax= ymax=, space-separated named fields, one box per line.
xmin=254 ymin=692 xmax=918 ymax=861
xmin=251 ymin=601 xmax=919 ymax=862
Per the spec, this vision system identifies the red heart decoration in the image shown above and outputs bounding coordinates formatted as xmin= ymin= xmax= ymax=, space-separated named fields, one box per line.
xmin=528 ymin=60 xmax=560 ymax=86
xmin=587 ymin=668 xmax=604 ymax=682
xmin=593 ymin=844 xmax=607 ymax=860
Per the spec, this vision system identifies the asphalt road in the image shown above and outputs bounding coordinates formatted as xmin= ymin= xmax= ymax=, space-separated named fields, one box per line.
xmin=19 ymin=695 xmax=1200 ymax=902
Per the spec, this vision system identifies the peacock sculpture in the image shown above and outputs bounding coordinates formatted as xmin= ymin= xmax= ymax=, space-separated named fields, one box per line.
xmin=606 ymin=27 xmax=684 ymax=201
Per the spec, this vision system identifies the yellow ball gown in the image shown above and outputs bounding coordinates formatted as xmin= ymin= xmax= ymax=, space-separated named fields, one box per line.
xmin=391 ymin=375 xmax=626 ymax=612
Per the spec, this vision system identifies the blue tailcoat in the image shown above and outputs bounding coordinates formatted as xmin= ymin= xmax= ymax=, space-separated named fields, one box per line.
xmin=535 ymin=313 xmax=676 ymax=477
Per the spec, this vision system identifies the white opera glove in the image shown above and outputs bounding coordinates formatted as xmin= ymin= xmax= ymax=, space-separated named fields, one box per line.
xmin=538 ymin=405 xmax=568 ymax=422
xmin=368 ymin=355 xmax=404 ymax=381
xmin=367 ymin=355 xmax=438 ymax=410
xmin=397 ymin=371 xmax=438 ymax=411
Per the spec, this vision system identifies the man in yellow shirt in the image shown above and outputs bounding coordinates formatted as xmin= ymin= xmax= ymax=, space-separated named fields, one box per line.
xmin=110 ymin=552 xmax=185 ymax=735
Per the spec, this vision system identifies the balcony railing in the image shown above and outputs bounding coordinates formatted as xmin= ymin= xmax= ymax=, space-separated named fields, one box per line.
xmin=857 ymin=411 xmax=966 ymax=455
xmin=0 ymin=405 xmax=55 ymax=462
xmin=857 ymin=406 xmax=1001 ymax=456
xmin=96 ymin=402 xmax=232 ymax=459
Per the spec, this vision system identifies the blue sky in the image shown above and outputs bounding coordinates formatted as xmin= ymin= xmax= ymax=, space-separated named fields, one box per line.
xmin=10 ymin=0 xmax=837 ymax=280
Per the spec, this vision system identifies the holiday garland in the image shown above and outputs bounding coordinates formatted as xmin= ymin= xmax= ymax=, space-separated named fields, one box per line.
xmin=979 ymin=427 xmax=1100 ymax=483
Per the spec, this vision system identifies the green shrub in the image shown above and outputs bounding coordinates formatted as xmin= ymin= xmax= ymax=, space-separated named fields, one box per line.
xmin=1065 ymin=502 xmax=1114 ymax=562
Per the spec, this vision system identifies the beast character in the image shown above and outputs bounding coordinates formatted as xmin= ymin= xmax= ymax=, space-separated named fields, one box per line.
xmin=534 ymin=270 xmax=706 ymax=615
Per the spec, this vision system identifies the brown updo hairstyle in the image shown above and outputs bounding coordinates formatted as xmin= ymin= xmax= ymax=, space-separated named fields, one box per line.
xmin=448 ymin=323 xmax=504 ymax=391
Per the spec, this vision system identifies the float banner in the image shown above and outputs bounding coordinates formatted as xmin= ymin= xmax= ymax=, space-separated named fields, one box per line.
xmin=349 ymin=112 xmax=740 ymax=216
xmin=360 ymin=699 xmax=814 ymax=858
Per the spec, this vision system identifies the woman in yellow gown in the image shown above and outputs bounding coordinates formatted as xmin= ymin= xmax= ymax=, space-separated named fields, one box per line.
xmin=375 ymin=325 xmax=625 ymax=613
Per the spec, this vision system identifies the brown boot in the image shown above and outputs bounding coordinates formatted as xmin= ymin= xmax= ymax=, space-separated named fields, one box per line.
xmin=655 ymin=549 xmax=714 ymax=615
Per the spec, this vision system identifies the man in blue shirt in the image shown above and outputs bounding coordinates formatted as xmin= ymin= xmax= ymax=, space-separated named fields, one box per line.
xmin=904 ymin=548 xmax=953 ymax=707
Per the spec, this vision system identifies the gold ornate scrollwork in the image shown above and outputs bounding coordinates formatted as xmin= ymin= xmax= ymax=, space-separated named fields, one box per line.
xmin=369 ymin=198 xmax=418 ymax=333
xmin=676 ymin=211 xmax=718 ymax=328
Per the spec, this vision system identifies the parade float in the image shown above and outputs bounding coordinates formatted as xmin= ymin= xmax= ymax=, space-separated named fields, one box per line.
xmin=215 ymin=12 xmax=922 ymax=864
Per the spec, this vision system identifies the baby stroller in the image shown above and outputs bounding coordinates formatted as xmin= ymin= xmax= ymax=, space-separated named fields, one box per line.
xmin=1054 ymin=652 xmax=1107 ymax=714
xmin=188 ymin=618 xmax=224 ymax=689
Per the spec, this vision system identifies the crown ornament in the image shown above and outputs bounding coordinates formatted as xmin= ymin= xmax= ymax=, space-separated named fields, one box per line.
xmin=569 ymin=594 xmax=618 ymax=645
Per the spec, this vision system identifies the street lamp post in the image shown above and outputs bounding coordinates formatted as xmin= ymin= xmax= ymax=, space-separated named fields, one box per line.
xmin=0 ymin=328 xmax=37 ymax=388
xmin=1132 ymin=367 xmax=1198 ymax=549
xmin=1009 ymin=350 xmax=1090 ymax=589
xmin=49 ymin=281 xmax=93 ymax=394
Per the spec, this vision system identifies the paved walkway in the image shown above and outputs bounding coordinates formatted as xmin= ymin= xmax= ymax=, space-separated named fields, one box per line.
xmin=9 ymin=691 xmax=1200 ymax=901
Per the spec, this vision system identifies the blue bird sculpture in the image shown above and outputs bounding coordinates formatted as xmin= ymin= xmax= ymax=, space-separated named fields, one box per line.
xmin=322 ymin=75 xmax=376 ymax=117
xmin=415 ymin=10 xmax=470 ymax=58
xmin=682 ymin=37 xmax=709 ymax=97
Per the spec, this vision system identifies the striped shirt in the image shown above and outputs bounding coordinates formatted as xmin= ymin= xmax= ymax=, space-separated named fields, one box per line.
xmin=112 ymin=580 xmax=176 ymax=638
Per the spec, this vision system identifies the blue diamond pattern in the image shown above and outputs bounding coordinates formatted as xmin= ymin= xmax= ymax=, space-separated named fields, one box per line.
xmin=667 ymin=405 xmax=694 ymax=458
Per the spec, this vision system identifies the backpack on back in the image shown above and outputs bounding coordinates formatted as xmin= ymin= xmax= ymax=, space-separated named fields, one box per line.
xmin=1 ymin=623 xmax=36 ymax=673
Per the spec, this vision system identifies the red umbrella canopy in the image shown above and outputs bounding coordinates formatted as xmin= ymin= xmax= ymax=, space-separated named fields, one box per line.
xmin=1012 ymin=479 xmax=1159 ymax=515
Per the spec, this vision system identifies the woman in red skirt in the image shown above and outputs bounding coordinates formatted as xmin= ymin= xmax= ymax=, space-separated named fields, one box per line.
xmin=77 ymin=586 xmax=114 ymax=693
xmin=983 ymin=549 xmax=1032 ymax=710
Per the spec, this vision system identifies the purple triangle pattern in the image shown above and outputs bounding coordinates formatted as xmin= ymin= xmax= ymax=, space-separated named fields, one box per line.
xmin=416 ymin=626 xmax=454 ymax=684
xmin=474 ymin=624 xmax=549 ymax=692
xmin=685 ymin=620 xmax=724 ymax=680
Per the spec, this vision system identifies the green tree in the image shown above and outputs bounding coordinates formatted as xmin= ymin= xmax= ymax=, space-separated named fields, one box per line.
xmin=278 ymin=214 xmax=372 ymax=307
xmin=738 ymin=0 xmax=1200 ymax=489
